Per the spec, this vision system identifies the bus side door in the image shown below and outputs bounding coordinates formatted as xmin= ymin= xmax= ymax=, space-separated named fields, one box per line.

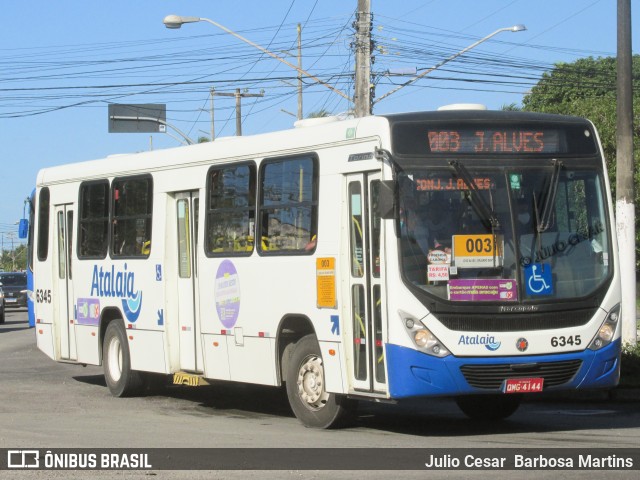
xmin=344 ymin=172 xmax=387 ymax=394
xmin=54 ymin=204 xmax=77 ymax=361
xmin=174 ymin=191 xmax=202 ymax=372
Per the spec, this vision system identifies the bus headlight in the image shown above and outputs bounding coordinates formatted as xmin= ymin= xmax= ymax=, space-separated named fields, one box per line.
xmin=402 ymin=314 xmax=450 ymax=357
xmin=589 ymin=303 xmax=620 ymax=351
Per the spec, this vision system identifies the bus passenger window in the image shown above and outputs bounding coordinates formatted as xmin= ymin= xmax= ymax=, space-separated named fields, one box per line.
xmin=78 ymin=180 xmax=109 ymax=259
xmin=111 ymin=175 xmax=153 ymax=258
xmin=206 ymin=163 xmax=256 ymax=256
xmin=37 ymin=187 xmax=50 ymax=261
xmin=259 ymin=155 xmax=318 ymax=255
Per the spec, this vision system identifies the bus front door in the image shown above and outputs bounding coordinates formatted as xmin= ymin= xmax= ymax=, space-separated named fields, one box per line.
xmin=174 ymin=191 xmax=202 ymax=372
xmin=345 ymin=172 xmax=387 ymax=394
xmin=54 ymin=204 xmax=77 ymax=360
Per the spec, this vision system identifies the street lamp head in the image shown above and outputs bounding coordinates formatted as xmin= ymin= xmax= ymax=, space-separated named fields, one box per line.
xmin=163 ymin=15 xmax=201 ymax=29
xmin=510 ymin=24 xmax=526 ymax=32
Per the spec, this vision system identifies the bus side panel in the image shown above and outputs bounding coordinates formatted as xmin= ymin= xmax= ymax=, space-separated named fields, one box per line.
xmin=198 ymin=256 xmax=315 ymax=387
xmin=128 ymin=329 xmax=167 ymax=374
xmin=35 ymin=323 xmax=55 ymax=360
xmin=75 ymin=325 xmax=100 ymax=365
xmin=227 ymin=336 xmax=277 ymax=386
xmin=319 ymin=341 xmax=345 ymax=393
xmin=202 ymin=333 xmax=231 ymax=380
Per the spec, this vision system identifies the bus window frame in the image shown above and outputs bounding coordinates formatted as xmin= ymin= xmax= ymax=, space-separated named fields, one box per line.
xmin=109 ymin=174 xmax=153 ymax=260
xmin=77 ymin=179 xmax=110 ymax=260
xmin=204 ymin=161 xmax=257 ymax=258
xmin=37 ymin=187 xmax=50 ymax=262
xmin=257 ymin=153 xmax=319 ymax=257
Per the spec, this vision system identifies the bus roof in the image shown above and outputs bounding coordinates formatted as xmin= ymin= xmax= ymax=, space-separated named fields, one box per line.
xmin=36 ymin=114 xmax=391 ymax=187
xmin=35 ymin=109 xmax=595 ymax=187
xmin=382 ymin=109 xmax=592 ymax=127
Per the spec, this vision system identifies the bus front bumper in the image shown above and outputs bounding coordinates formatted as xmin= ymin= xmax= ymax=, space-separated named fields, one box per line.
xmin=385 ymin=339 xmax=621 ymax=399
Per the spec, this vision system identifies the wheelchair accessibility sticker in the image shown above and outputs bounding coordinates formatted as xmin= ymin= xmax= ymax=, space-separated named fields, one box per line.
xmin=525 ymin=263 xmax=553 ymax=296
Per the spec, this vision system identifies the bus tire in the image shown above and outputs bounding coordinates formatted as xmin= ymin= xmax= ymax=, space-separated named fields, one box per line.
xmin=103 ymin=320 xmax=143 ymax=397
xmin=456 ymin=394 xmax=522 ymax=420
xmin=285 ymin=334 xmax=355 ymax=429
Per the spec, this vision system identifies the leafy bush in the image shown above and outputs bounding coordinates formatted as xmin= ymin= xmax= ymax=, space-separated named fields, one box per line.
xmin=620 ymin=342 xmax=640 ymax=388
xmin=522 ymin=55 xmax=640 ymax=270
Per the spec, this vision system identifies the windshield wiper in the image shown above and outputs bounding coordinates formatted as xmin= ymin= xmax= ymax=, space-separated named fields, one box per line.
xmin=536 ymin=158 xmax=563 ymax=232
xmin=448 ymin=160 xmax=500 ymax=230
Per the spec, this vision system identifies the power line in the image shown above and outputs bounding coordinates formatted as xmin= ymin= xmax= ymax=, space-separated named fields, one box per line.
xmin=0 ymin=4 xmax=625 ymax=125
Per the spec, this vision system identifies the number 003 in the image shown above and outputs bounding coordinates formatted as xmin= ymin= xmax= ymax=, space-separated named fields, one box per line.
xmin=465 ymin=237 xmax=492 ymax=254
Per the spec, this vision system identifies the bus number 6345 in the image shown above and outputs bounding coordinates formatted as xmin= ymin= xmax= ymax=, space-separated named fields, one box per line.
xmin=551 ymin=335 xmax=581 ymax=347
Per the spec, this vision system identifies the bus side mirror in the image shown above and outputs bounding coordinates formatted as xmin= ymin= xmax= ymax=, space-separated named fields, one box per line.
xmin=18 ymin=219 xmax=29 ymax=239
xmin=377 ymin=180 xmax=396 ymax=219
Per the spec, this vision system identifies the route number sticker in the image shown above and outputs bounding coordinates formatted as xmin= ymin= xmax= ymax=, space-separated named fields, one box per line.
xmin=453 ymin=234 xmax=503 ymax=268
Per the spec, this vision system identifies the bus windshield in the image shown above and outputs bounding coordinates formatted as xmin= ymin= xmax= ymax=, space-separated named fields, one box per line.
xmin=397 ymin=163 xmax=611 ymax=302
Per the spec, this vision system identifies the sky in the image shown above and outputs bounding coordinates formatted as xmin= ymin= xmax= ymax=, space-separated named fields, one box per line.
xmin=1 ymin=0 xmax=638 ymax=249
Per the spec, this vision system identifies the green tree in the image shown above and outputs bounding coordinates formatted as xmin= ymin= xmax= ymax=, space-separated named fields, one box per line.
xmin=1 ymin=244 xmax=26 ymax=271
xmin=501 ymin=103 xmax=521 ymax=111
xmin=521 ymin=55 xmax=640 ymax=268
xmin=306 ymin=109 xmax=331 ymax=118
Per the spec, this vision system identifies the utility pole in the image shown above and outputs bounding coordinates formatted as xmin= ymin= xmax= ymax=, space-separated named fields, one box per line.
xmin=354 ymin=0 xmax=372 ymax=117
xmin=210 ymin=89 xmax=265 ymax=136
xmin=616 ymin=0 xmax=636 ymax=345
xmin=297 ymin=23 xmax=303 ymax=120
xmin=210 ymin=87 xmax=215 ymax=141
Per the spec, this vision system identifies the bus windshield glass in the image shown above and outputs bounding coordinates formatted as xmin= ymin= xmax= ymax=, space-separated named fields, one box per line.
xmin=397 ymin=163 xmax=611 ymax=302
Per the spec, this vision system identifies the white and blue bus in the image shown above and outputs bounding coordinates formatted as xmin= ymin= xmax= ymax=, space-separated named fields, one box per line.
xmin=31 ymin=107 xmax=621 ymax=427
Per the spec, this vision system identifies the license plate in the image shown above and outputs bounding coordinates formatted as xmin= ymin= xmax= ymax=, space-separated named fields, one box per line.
xmin=502 ymin=377 xmax=544 ymax=394
xmin=5 ymin=298 xmax=16 ymax=303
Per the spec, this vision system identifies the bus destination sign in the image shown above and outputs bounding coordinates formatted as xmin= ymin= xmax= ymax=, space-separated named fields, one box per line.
xmin=427 ymin=129 xmax=560 ymax=154
xmin=392 ymin=121 xmax=597 ymax=156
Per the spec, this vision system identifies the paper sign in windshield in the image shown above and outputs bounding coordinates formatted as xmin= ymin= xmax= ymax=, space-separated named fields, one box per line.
xmin=453 ymin=234 xmax=503 ymax=268
xmin=428 ymin=264 xmax=449 ymax=282
xmin=449 ymin=279 xmax=518 ymax=302
xmin=427 ymin=249 xmax=450 ymax=265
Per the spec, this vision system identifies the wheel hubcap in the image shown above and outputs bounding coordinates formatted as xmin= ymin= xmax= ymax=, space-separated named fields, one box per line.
xmin=107 ymin=336 xmax=123 ymax=382
xmin=297 ymin=355 xmax=329 ymax=410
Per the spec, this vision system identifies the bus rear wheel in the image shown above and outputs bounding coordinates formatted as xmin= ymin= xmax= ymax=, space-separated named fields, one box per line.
xmin=456 ymin=394 xmax=522 ymax=420
xmin=285 ymin=334 xmax=355 ymax=429
xmin=103 ymin=320 xmax=143 ymax=397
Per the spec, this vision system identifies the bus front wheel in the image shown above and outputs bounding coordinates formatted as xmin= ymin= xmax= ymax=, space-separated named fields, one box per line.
xmin=456 ymin=394 xmax=522 ymax=420
xmin=103 ymin=320 xmax=143 ymax=397
xmin=285 ymin=334 xmax=355 ymax=429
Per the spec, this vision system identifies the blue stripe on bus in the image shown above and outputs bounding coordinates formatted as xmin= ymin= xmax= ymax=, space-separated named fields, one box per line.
xmin=386 ymin=339 xmax=621 ymax=399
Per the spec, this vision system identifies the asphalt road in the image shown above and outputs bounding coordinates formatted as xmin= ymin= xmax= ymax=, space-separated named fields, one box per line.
xmin=1 ymin=309 xmax=639 ymax=479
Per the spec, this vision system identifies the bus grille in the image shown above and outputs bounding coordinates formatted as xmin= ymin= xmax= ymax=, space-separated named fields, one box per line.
xmin=460 ymin=359 xmax=582 ymax=390
xmin=436 ymin=308 xmax=598 ymax=332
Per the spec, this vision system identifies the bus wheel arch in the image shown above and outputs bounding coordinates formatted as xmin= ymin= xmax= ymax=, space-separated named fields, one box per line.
xmin=100 ymin=311 xmax=143 ymax=397
xmin=276 ymin=314 xmax=315 ymax=385
xmin=99 ymin=307 xmax=125 ymax=361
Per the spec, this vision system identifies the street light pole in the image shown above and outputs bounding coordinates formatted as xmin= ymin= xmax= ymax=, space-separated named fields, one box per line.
xmin=163 ymin=15 xmax=351 ymax=103
xmin=109 ymin=115 xmax=195 ymax=144
xmin=374 ymin=24 xmax=526 ymax=106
